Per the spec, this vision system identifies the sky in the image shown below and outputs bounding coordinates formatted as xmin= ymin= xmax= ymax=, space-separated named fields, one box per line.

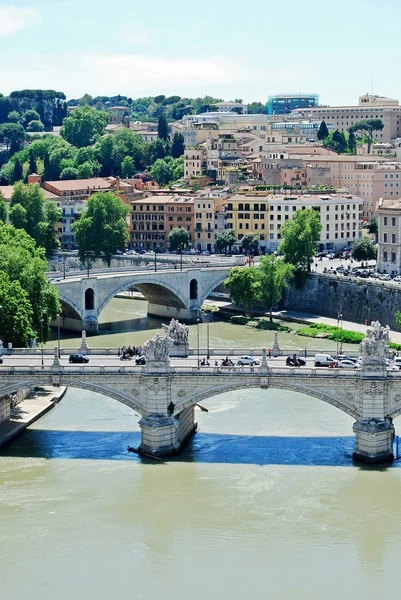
xmin=1 ymin=0 xmax=401 ymax=105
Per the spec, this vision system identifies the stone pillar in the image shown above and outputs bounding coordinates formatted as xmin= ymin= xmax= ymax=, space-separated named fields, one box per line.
xmin=353 ymin=418 xmax=394 ymax=463
xmin=139 ymin=406 xmax=196 ymax=457
xmin=272 ymin=331 xmax=280 ymax=357
xmin=52 ymin=346 xmax=60 ymax=368
xmin=259 ymin=348 xmax=270 ymax=375
xmin=169 ymin=341 xmax=189 ymax=358
xmin=78 ymin=330 xmax=89 ymax=355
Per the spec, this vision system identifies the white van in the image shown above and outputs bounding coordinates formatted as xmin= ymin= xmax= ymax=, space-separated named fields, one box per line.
xmin=392 ymin=357 xmax=401 ymax=369
xmin=314 ymin=353 xmax=334 ymax=367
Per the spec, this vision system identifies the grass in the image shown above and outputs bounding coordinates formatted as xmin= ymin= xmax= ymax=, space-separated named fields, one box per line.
xmin=297 ymin=323 xmax=364 ymax=344
xmin=230 ymin=315 xmax=292 ymax=331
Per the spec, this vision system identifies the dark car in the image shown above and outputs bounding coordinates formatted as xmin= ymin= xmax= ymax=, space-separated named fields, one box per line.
xmin=286 ymin=356 xmax=306 ymax=367
xmin=135 ymin=357 xmax=146 ymax=365
xmin=0 ymin=357 xmax=3 ymax=364
xmin=69 ymin=353 xmax=89 ymax=364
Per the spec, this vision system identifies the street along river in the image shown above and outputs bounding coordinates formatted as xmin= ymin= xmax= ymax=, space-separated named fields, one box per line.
xmin=1 ymin=298 xmax=401 ymax=599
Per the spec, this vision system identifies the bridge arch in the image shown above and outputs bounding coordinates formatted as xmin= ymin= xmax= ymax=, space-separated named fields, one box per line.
xmin=199 ymin=273 xmax=230 ymax=306
xmin=174 ymin=381 xmax=359 ymax=420
xmin=59 ymin=295 xmax=83 ymax=320
xmin=0 ymin=380 xmax=145 ymax=416
xmin=97 ymin=277 xmax=188 ymax=317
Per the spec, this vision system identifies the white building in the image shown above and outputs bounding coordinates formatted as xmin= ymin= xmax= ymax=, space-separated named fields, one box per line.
xmin=377 ymin=197 xmax=401 ymax=274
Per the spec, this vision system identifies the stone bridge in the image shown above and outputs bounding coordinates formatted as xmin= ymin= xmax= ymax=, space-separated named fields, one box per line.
xmin=53 ymin=267 xmax=231 ymax=333
xmin=0 ymin=321 xmax=400 ymax=464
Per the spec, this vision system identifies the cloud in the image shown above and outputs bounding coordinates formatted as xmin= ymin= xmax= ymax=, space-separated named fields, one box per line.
xmin=121 ymin=26 xmax=148 ymax=45
xmin=0 ymin=6 xmax=40 ymax=36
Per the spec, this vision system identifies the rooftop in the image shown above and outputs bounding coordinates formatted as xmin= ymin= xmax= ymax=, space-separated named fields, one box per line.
xmin=45 ymin=178 xmax=113 ymax=192
xmin=380 ymin=198 xmax=401 ymax=211
xmin=0 ymin=185 xmax=59 ymax=200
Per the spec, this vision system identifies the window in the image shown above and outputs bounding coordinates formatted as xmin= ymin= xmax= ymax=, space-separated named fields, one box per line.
xmin=384 ymin=233 xmax=388 ymax=242
xmin=392 ymin=252 xmax=396 ymax=263
xmin=392 ymin=217 xmax=396 ymax=227
xmin=384 ymin=251 xmax=388 ymax=261
xmin=392 ymin=234 xmax=396 ymax=243
xmin=384 ymin=216 xmax=388 ymax=225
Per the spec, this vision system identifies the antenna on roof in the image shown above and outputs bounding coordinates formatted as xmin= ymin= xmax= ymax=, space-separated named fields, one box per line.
xmin=371 ymin=77 xmax=374 ymax=95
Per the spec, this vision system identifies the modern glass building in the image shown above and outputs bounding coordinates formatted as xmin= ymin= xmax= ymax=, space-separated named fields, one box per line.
xmin=267 ymin=94 xmax=319 ymax=115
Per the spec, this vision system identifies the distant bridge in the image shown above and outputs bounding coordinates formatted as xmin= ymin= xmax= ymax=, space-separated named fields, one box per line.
xmin=52 ymin=267 xmax=231 ymax=333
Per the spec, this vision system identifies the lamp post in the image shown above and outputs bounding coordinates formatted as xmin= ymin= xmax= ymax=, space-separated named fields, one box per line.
xmin=63 ymin=254 xmax=66 ymax=279
xmin=154 ymin=251 xmax=157 ymax=272
xmin=197 ymin=312 xmax=201 ymax=368
xmin=180 ymin=244 xmax=183 ymax=271
xmin=39 ymin=316 xmax=44 ymax=367
xmin=203 ymin=310 xmax=210 ymax=360
xmin=57 ymin=312 xmax=61 ymax=359
xmin=339 ymin=310 xmax=343 ymax=354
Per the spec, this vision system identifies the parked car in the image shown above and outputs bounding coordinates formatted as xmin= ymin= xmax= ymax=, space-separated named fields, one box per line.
xmin=379 ymin=274 xmax=392 ymax=281
xmin=394 ymin=276 xmax=401 ymax=283
xmin=236 ymin=356 xmax=261 ymax=366
xmin=333 ymin=355 xmax=357 ymax=363
xmin=135 ymin=357 xmax=146 ymax=365
xmin=286 ymin=356 xmax=306 ymax=366
xmin=69 ymin=353 xmax=89 ymax=363
xmin=335 ymin=359 xmax=359 ymax=369
xmin=0 ymin=357 xmax=3 ymax=364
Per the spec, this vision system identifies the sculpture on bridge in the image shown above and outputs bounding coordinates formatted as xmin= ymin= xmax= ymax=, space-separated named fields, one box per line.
xmin=361 ymin=321 xmax=390 ymax=362
xmin=162 ymin=319 xmax=189 ymax=344
xmin=143 ymin=334 xmax=173 ymax=361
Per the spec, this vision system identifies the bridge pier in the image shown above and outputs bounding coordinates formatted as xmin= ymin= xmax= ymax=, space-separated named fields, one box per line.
xmin=139 ymin=406 xmax=197 ymax=457
xmin=353 ymin=418 xmax=395 ymax=463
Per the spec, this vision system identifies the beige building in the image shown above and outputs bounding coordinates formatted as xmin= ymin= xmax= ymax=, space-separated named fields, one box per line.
xmin=215 ymin=190 xmax=363 ymax=252
xmin=292 ymin=95 xmax=401 ymax=143
xmin=377 ymin=197 xmax=401 ymax=274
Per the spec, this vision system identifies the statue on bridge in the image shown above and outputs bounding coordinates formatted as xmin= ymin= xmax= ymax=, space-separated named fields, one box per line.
xmin=361 ymin=321 xmax=390 ymax=361
xmin=143 ymin=334 xmax=173 ymax=362
xmin=162 ymin=319 xmax=189 ymax=345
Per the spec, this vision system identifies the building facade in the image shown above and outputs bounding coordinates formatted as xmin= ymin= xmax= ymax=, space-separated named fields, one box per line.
xmin=267 ymin=94 xmax=319 ymax=115
xmin=377 ymin=198 xmax=401 ymax=274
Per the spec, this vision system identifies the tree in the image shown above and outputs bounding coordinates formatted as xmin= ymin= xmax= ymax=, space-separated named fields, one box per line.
xmin=0 ymin=123 xmax=25 ymax=155
xmin=77 ymin=161 xmax=94 ymax=179
xmin=60 ymin=105 xmax=108 ymax=148
xmin=224 ymin=266 xmax=259 ymax=317
xmin=43 ymin=151 xmax=52 ymax=180
xmin=22 ymin=109 xmax=40 ymax=127
xmin=157 ymin=113 xmax=169 ymax=141
xmin=121 ymin=156 xmax=135 ymax=178
xmin=28 ymin=150 xmax=37 ymax=174
xmin=349 ymin=119 xmax=384 ymax=154
xmin=348 ymin=130 xmax=356 ymax=154
xmin=241 ymin=233 xmax=259 ymax=255
xmin=7 ymin=111 xmax=21 ymax=124
xmin=0 ymin=221 xmax=60 ymax=344
xmin=9 ymin=182 xmax=61 ymax=256
xmin=332 ymin=130 xmax=348 ymax=153
xmin=256 ymin=255 xmax=294 ymax=321
xmin=151 ymin=158 xmax=172 ymax=185
xmin=26 ymin=120 xmax=45 ymax=132
xmin=168 ymin=227 xmax=189 ymax=250
xmin=216 ymin=230 xmax=236 ymax=254
xmin=247 ymin=102 xmax=268 ymax=114
xmin=0 ymin=193 xmax=7 ymax=222
xmin=351 ymin=238 xmax=376 ymax=263
xmin=279 ymin=208 xmax=322 ymax=272
xmin=317 ymin=120 xmax=329 ymax=141
xmin=60 ymin=167 xmax=78 ymax=180
xmin=73 ymin=191 xmax=129 ymax=266
xmin=171 ymin=132 xmax=185 ymax=158
xmin=9 ymin=157 xmax=23 ymax=183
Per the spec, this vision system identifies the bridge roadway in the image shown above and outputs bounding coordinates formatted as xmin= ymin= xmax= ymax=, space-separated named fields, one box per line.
xmin=0 ymin=343 xmax=401 ymax=464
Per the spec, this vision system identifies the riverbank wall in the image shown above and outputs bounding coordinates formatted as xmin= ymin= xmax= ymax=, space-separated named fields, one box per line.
xmin=0 ymin=386 xmax=67 ymax=447
xmin=282 ymin=274 xmax=401 ymax=330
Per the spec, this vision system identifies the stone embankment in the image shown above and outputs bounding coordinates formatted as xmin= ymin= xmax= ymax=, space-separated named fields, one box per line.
xmin=0 ymin=386 xmax=66 ymax=447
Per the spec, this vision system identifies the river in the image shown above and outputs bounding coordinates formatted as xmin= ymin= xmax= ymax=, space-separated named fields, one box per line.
xmin=1 ymin=298 xmax=401 ymax=599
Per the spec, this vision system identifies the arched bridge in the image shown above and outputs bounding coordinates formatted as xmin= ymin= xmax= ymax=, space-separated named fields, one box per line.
xmin=1 ymin=346 xmax=400 ymax=464
xmin=52 ymin=267 xmax=231 ymax=333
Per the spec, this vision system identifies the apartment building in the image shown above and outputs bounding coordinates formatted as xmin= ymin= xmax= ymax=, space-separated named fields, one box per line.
xmin=130 ymin=195 xmax=194 ymax=250
xmin=292 ymin=94 xmax=401 ymax=143
xmin=215 ymin=191 xmax=363 ymax=252
xmin=377 ymin=198 xmax=401 ymax=274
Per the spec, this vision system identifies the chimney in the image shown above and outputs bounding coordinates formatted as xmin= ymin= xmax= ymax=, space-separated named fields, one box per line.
xmin=28 ymin=173 xmax=41 ymax=185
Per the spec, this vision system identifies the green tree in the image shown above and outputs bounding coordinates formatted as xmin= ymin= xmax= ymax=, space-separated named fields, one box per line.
xmin=0 ymin=192 xmax=7 ymax=222
xmin=9 ymin=157 xmax=23 ymax=183
xmin=257 ymin=254 xmax=294 ymax=321
xmin=77 ymin=161 xmax=94 ymax=179
xmin=396 ymin=310 xmax=401 ymax=332
xmin=60 ymin=105 xmax=108 ymax=148
xmin=225 ymin=266 xmax=259 ymax=317
xmin=247 ymin=102 xmax=268 ymax=114
xmin=216 ymin=230 xmax=236 ymax=254
xmin=168 ymin=227 xmax=189 ymax=250
xmin=9 ymin=183 xmax=61 ymax=256
xmin=241 ymin=233 xmax=259 ymax=255
xmin=26 ymin=120 xmax=45 ymax=132
xmin=171 ymin=132 xmax=185 ymax=158
xmin=0 ymin=221 xmax=60 ymax=344
xmin=157 ymin=113 xmax=169 ymax=141
xmin=121 ymin=156 xmax=135 ymax=178
xmin=351 ymin=238 xmax=376 ymax=263
xmin=22 ymin=109 xmax=41 ymax=127
xmin=151 ymin=158 xmax=173 ymax=185
xmin=349 ymin=119 xmax=384 ymax=154
xmin=43 ymin=151 xmax=52 ymax=180
xmin=0 ymin=123 xmax=25 ymax=155
xmin=317 ymin=120 xmax=329 ymax=141
xmin=73 ymin=191 xmax=129 ymax=266
xmin=60 ymin=166 xmax=78 ymax=180
xmin=28 ymin=149 xmax=37 ymax=174
xmin=279 ymin=208 xmax=322 ymax=272
xmin=348 ymin=130 xmax=356 ymax=154
xmin=7 ymin=111 xmax=21 ymax=124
